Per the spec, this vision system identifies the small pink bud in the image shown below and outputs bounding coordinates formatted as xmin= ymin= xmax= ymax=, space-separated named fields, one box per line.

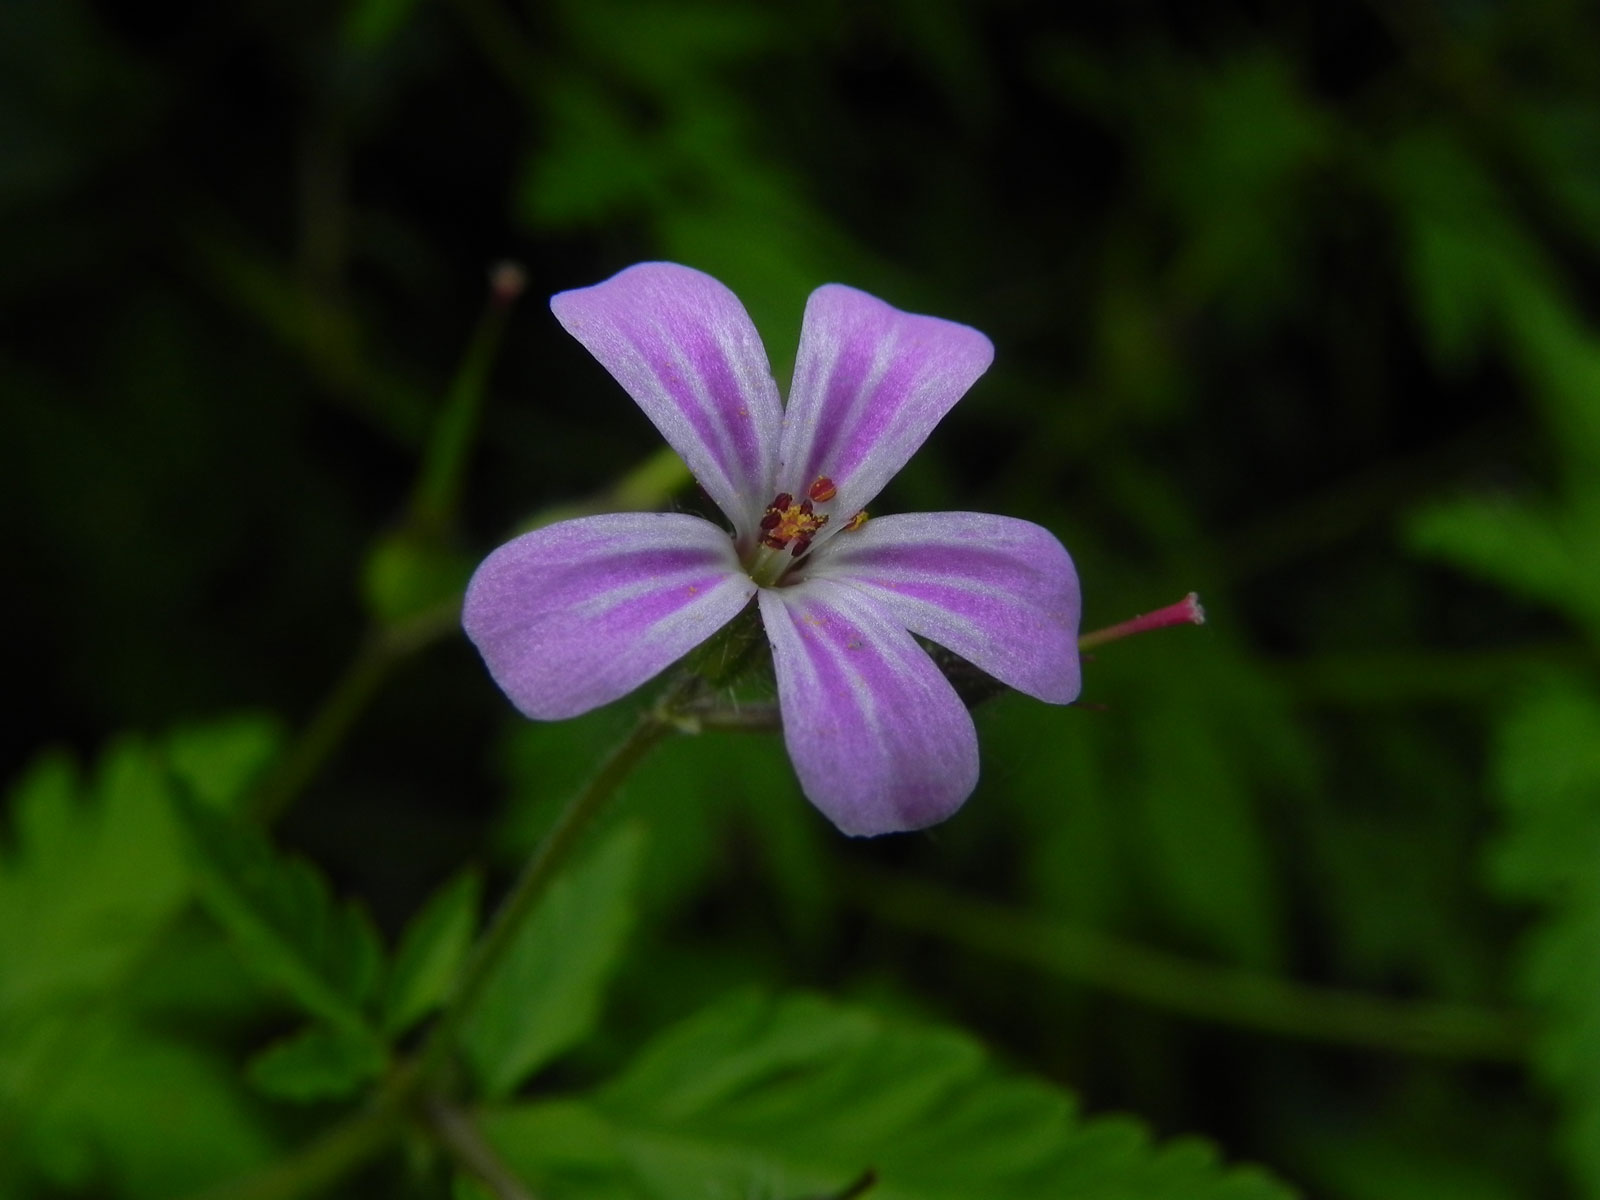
xmin=1077 ymin=592 xmax=1205 ymax=651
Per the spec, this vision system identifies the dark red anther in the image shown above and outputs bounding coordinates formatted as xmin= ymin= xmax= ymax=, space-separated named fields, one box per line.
xmin=770 ymin=492 xmax=792 ymax=511
xmin=759 ymin=509 xmax=781 ymax=530
xmin=763 ymin=533 xmax=787 ymax=550
xmin=808 ymin=476 xmax=837 ymax=503
xmin=799 ymin=498 xmax=814 ymax=515
xmin=791 ymin=534 xmax=813 ymax=557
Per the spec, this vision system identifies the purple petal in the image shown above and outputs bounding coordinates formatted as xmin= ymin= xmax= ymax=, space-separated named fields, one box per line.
xmin=463 ymin=513 xmax=755 ymax=720
xmin=758 ymin=581 xmax=979 ymax=836
xmin=808 ymin=512 xmax=1082 ymax=703
xmin=551 ymin=264 xmax=783 ymax=542
xmin=777 ymin=284 xmax=993 ymax=530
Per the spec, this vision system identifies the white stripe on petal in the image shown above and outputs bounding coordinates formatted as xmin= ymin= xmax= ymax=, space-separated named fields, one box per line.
xmin=552 ymin=264 xmax=783 ymax=541
xmin=464 ymin=512 xmax=755 ymax=719
xmin=808 ymin=511 xmax=1082 ymax=704
xmin=758 ymin=581 xmax=978 ymax=836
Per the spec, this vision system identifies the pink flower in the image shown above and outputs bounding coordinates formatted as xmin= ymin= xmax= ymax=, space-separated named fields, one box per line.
xmin=463 ymin=263 xmax=1081 ymax=836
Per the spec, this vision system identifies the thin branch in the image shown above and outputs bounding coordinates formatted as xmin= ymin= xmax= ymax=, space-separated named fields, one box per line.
xmin=849 ymin=868 xmax=1531 ymax=1062
xmin=424 ymin=1098 xmax=538 ymax=1200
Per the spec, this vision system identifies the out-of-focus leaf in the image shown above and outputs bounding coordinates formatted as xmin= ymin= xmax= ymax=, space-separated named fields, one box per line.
xmin=247 ymin=1022 xmax=388 ymax=1102
xmin=165 ymin=712 xmax=283 ymax=813
xmin=1385 ymin=131 xmax=1538 ymax=373
xmin=1137 ymin=52 xmax=1334 ymax=320
xmin=0 ymin=739 xmax=188 ymax=1015
xmin=1290 ymin=1115 xmax=1531 ymax=1200
xmin=1488 ymin=683 xmax=1600 ymax=1195
xmin=1028 ymin=628 xmax=1303 ymax=967
xmin=382 ymin=868 xmax=482 ymax=1036
xmin=1387 ymin=128 xmax=1600 ymax=472
xmin=0 ymin=725 xmax=279 ymax=1197
xmin=362 ymin=527 xmax=473 ymax=625
xmin=176 ymin=797 xmax=386 ymax=1037
xmin=24 ymin=1018 xmax=272 ymax=1199
xmin=481 ymin=991 xmax=1296 ymax=1200
xmin=1408 ymin=496 xmax=1600 ymax=638
xmin=342 ymin=0 xmax=425 ymax=50
xmin=500 ymin=715 xmax=831 ymax=965
xmin=463 ymin=824 xmax=645 ymax=1097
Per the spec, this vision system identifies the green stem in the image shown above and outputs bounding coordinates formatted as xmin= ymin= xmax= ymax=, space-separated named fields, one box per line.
xmin=411 ymin=268 xmax=522 ymax=532
xmin=248 ymin=601 xmax=461 ymax=825
xmin=424 ymin=1098 xmax=538 ymax=1200
xmin=416 ymin=700 xmax=678 ymax=1080
xmin=850 ymin=868 xmax=1530 ymax=1062
xmin=195 ymin=693 xmax=683 ymax=1200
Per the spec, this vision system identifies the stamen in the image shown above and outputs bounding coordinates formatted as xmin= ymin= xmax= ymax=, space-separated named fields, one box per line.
xmin=808 ymin=476 xmax=837 ymax=503
xmin=756 ymin=490 xmax=829 ymax=553
xmin=843 ymin=510 xmax=868 ymax=532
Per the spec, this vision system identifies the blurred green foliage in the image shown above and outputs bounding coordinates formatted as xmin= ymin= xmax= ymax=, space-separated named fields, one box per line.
xmin=9 ymin=0 xmax=1600 ymax=1196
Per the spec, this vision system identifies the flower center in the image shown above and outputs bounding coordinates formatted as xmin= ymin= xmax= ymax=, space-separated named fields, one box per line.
xmin=760 ymin=491 xmax=829 ymax=556
xmin=744 ymin=476 xmax=867 ymax=588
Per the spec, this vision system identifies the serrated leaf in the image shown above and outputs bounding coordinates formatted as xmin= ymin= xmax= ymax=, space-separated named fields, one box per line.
xmin=175 ymin=795 xmax=385 ymax=1037
xmin=24 ymin=1017 xmax=272 ymax=1198
xmin=165 ymin=713 xmax=283 ymax=813
xmin=0 ymin=727 xmax=278 ymax=1196
xmin=463 ymin=824 xmax=645 ymax=1097
xmin=481 ymin=991 xmax=1296 ymax=1200
xmin=0 ymin=737 xmax=188 ymax=1016
xmin=382 ymin=869 xmax=482 ymax=1036
xmin=1489 ymin=684 xmax=1600 ymax=1196
xmin=247 ymin=1022 xmax=388 ymax=1102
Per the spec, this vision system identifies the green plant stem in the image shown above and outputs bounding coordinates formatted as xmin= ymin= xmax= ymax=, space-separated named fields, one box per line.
xmin=416 ymin=701 xmax=678 ymax=1081
xmin=195 ymin=696 xmax=682 ymax=1200
xmin=252 ymin=450 xmax=690 ymax=826
xmin=424 ymin=1098 xmax=539 ymax=1200
xmin=248 ymin=600 xmax=460 ymax=824
xmin=849 ymin=868 xmax=1531 ymax=1062
xmin=411 ymin=275 xmax=519 ymax=532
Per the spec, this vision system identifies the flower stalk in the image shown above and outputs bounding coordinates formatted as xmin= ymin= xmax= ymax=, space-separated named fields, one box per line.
xmin=415 ymin=689 xmax=683 ymax=1081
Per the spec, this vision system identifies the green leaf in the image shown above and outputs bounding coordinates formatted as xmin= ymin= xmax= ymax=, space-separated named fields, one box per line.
xmin=1408 ymin=497 xmax=1594 ymax=628
xmin=175 ymin=795 xmax=385 ymax=1036
xmin=361 ymin=527 xmax=473 ymax=625
xmin=481 ymin=991 xmax=1297 ymax=1200
xmin=342 ymin=0 xmax=425 ymax=50
xmin=0 ymin=738 xmax=189 ymax=1016
xmin=382 ymin=868 xmax=483 ymax=1036
xmin=1488 ymin=683 xmax=1600 ymax=1196
xmin=164 ymin=712 xmax=283 ymax=813
xmin=0 ymin=724 xmax=281 ymax=1196
xmin=247 ymin=1022 xmax=388 ymax=1102
xmin=464 ymin=824 xmax=646 ymax=1097
xmin=23 ymin=1017 xmax=272 ymax=1199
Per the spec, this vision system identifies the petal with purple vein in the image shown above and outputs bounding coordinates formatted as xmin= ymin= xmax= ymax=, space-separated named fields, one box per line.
xmin=463 ymin=513 xmax=755 ymax=720
xmin=758 ymin=581 xmax=978 ymax=836
xmin=809 ymin=511 xmax=1082 ymax=704
xmin=777 ymin=285 xmax=992 ymax=532
xmin=552 ymin=263 xmax=783 ymax=541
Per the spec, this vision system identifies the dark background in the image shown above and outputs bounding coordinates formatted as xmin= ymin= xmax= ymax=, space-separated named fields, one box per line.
xmin=8 ymin=0 xmax=1600 ymax=1196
